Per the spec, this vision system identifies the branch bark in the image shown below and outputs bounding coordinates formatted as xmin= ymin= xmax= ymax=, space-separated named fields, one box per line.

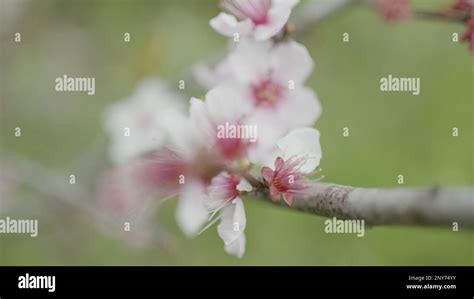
xmin=253 ymin=182 xmax=474 ymax=228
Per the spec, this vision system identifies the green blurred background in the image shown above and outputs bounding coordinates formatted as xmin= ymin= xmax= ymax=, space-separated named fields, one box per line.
xmin=0 ymin=0 xmax=472 ymax=265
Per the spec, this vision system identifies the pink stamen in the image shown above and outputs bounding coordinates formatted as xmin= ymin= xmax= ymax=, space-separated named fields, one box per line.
xmin=142 ymin=150 xmax=191 ymax=192
xmin=208 ymin=172 xmax=242 ymax=203
xmin=261 ymin=156 xmax=311 ymax=206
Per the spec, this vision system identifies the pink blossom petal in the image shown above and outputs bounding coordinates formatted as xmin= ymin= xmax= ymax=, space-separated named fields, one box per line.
xmin=261 ymin=166 xmax=274 ymax=183
xmin=269 ymin=185 xmax=281 ymax=202
xmin=274 ymin=156 xmax=285 ymax=170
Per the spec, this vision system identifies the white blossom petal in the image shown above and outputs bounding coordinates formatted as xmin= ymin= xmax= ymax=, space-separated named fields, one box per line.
xmin=104 ymin=79 xmax=183 ymax=164
xmin=206 ymin=172 xmax=237 ymax=210
xmin=236 ymin=178 xmax=252 ymax=192
xmin=204 ymin=85 xmax=252 ymax=125
xmin=253 ymin=0 xmax=299 ymax=40
xmin=277 ymin=127 xmax=322 ymax=173
xmin=176 ymin=182 xmax=209 ymax=237
xmin=161 ymin=109 xmax=203 ymax=160
xmin=245 ymin=110 xmax=288 ymax=166
xmin=217 ymin=197 xmax=246 ymax=246
xmin=270 ymin=41 xmax=314 ymax=85
xmin=191 ymin=58 xmax=234 ymax=90
xmin=224 ymin=233 xmax=246 ymax=258
xmin=274 ymin=87 xmax=321 ymax=129
xmin=228 ymin=39 xmax=272 ymax=84
xmin=209 ymin=12 xmax=253 ymax=37
xmin=189 ymin=97 xmax=215 ymax=143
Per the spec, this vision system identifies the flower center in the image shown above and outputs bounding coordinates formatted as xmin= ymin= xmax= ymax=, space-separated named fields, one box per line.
xmin=221 ymin=0 xmax=271 ymax=25
xmin=272 ymin=176 xmax=288 ymax=193
xmin=251 ymin=77 xmax=285 ymax=108
xmin=216 ymin=137 xmax=250 ymax=160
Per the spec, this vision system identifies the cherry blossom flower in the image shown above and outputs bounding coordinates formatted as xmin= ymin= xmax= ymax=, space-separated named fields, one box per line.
xmin=150 ymin=85 xmax=256 ymax=237
xmin=188 ymin=85 xmax=255 ymax=161
xmin=191 ymin=40 xmax=322 ymax=167
xmin=194 ymin=40 xmax=320 ymax=131
xmin=210 ymin=0 xmax=299 ymax=40
xmin=104 ymin=79 xmax=184 ymax=164
xmin=206 ymin=172 xmax=252 ymax=257
xmin=261 ymin=127 xmax=322 ymax=206
xmin=100 ymin=0 xmax=325 ymax=258
xmin=223 ymin=39 xmax=321 ymax=164
xmin=376 ymin=0 xmax=412 ymax=22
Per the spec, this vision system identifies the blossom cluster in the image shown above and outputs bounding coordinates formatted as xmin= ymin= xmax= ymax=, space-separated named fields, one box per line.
xmin=101 ymin=0 xmax=323 ymax=258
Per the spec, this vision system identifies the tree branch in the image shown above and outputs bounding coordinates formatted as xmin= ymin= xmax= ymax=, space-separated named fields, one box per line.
xmin=252 ymin=182 xmax=474 ymax=228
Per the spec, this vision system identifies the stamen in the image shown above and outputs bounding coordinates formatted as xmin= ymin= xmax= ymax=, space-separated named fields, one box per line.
xmin=208 ymin=199 xmax=230 ymax=221
xmin=198 ymin=214 xmax=222 ymax=235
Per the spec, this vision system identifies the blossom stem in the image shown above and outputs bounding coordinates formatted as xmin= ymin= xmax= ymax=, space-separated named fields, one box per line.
xmin=252 ymin=182 xmax=474 ymax=228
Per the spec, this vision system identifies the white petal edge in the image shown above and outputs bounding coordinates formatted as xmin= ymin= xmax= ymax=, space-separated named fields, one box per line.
xmin=253 ymin=0 xmax=299 ymax=40
xmin=237 ymin=178 xmax=253 ymax=192
xmin=210 ymin=12 xmax=253 ymax=37
xmin=224 ymin=233 xmax=246 ymax=258
xmin=270 ymin=41 xmax=314 ymax=85
xmin=277 ymin=127 xmax=322 ymax=173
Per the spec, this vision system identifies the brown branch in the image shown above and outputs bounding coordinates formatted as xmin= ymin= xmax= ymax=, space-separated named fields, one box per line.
xmin=252 ymin=182 xmax=474 ymax=228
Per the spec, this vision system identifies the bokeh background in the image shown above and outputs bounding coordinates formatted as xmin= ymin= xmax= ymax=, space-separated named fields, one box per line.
xmin=0 ymin=0 xmax=473 ymax=265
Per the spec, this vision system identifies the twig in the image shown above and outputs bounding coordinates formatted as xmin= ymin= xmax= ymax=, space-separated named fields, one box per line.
xmin=252 ymin=182 xmax=474 ymax=228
